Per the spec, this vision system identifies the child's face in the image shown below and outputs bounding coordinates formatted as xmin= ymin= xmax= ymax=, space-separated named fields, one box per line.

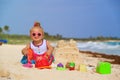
xmin=30 ymin=27 xmax=44 ymax=42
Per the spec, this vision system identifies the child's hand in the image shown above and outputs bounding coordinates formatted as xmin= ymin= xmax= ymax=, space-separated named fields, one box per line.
xmin=44 ymin=53 xmax=49 ymax=60
xmin=22 ymin=44 xmax=30 ymax=55
xmin=23 ymin=50 xmax=28 ymax=55
xmin=22 ymin=48 xmax=28 ymax=56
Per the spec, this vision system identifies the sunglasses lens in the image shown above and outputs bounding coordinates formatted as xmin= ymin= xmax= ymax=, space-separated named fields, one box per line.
xmin=38 ymin=33 xmax=41 ymax=36
xmin=32 ymin=33 xmax=36 ymax=36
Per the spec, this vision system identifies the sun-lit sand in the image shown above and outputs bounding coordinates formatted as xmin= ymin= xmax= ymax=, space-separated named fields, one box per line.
xmin=0 ymin=44 xmax=120 ymax=80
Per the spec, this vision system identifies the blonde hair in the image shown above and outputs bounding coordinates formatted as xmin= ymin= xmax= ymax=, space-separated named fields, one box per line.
xmin=30 ymin=26 xmax=44 ymax=35
xmin=30 ymin=21 xmax=44 ymax=36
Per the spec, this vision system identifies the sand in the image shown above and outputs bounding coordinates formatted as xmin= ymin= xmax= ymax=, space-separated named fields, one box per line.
xmin=0 ymin=44 xmax=120 ymax=80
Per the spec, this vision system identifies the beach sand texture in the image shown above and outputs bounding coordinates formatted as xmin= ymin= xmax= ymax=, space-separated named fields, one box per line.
xmin=0 ymin=43 xmax=120 ymax=80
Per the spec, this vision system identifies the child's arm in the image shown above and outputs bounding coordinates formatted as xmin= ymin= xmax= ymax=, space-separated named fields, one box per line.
xmin=21 ymin=44 xmax=30 ymax=55
xmin=46 ymin=41 xmax=54 ymax=56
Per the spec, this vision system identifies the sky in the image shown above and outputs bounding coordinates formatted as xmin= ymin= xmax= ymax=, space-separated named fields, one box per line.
xmin=0 ymin=0 xmax=120 ymax=38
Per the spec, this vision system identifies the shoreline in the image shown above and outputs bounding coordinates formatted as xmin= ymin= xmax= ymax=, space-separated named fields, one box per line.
xmin=80 ymin=50 xmax=120 ymax=64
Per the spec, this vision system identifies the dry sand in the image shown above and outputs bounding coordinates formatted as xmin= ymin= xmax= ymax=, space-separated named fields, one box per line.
xmin=0 ymin=44 xmax=120 ymax=80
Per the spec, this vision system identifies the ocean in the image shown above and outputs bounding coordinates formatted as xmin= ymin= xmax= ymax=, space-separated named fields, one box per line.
xmin=77 ymin=41 xmax=120 ymax=56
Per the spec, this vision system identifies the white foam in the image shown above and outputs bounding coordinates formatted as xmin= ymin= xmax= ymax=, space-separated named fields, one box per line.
xmin=77 ymin=41 xmax=120 ymax=55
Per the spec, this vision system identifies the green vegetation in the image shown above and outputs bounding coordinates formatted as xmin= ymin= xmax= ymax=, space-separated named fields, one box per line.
xmin=0 ymin=25 xmax=9 ymax=34
xmin=0 ymin=34 xmax=31 ymax=44
xmin=0 ymin=26 xmax=120 ymax=44
xmin=0 ymin=33 xmax=120 ymax=44
xmin=0 ymin=33 xmax=63 ymax=44
xmin=71 ymin=36 xmax=120 ymax=42
xmin=0 ymin=26 xmax=63 ymax=44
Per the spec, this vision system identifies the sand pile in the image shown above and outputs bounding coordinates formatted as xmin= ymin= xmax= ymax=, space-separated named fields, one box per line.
xmin=53 ymin=39 xmax=84 ymax=68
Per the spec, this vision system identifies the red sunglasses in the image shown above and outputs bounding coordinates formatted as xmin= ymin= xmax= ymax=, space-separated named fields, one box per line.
xmin=32 ymin=33 xmax=41 ymax=37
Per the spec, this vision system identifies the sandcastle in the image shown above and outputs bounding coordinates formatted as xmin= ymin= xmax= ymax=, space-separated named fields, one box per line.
xmin=53 ymin=39 xmax=84 ymax=69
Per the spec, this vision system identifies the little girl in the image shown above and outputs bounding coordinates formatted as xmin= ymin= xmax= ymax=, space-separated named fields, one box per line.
xmin=21 ymin=22 xmax=54 ymax=68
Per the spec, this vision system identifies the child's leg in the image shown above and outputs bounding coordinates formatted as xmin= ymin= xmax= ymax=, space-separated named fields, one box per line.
xmin=27 ymin=49 xmax=34 ymax=63
xmin=22 ymin=49 xmax=34 ymax=68
xmin=48 ymin=54 xmax=54 ymax=65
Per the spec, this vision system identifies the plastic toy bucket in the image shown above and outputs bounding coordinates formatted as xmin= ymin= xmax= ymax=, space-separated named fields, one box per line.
xmin=96 ymin=62 xmax=111 ymax=74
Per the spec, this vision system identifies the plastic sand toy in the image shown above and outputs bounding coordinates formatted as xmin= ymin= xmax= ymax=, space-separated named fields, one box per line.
xmin=57 ymin=63 xmax=64 ymax=67
xmin=78 ymin=64 xmax=87 ymax=72
xmin=96 ymin=62 xmax=111 ymax=74
xmin=69 ymin=62 xmax=75 ymax=70
xmin=56 ymin=63 xmax=66 ymax=71
xmin=37 ymin=66 xmax=51 ymax=69
xmin=56 ymin=67 xmax=66 ymax=70
xmin=35 ymin=54 xmax=51 ymax=69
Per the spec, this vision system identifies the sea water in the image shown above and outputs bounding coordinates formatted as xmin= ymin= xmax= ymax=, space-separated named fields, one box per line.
xmin=77 ymin=41 xmax=120 ymax=56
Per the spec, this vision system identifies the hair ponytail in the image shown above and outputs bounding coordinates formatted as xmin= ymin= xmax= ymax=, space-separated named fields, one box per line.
xmin=34 ymin=21 xmax=41 ymax=27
